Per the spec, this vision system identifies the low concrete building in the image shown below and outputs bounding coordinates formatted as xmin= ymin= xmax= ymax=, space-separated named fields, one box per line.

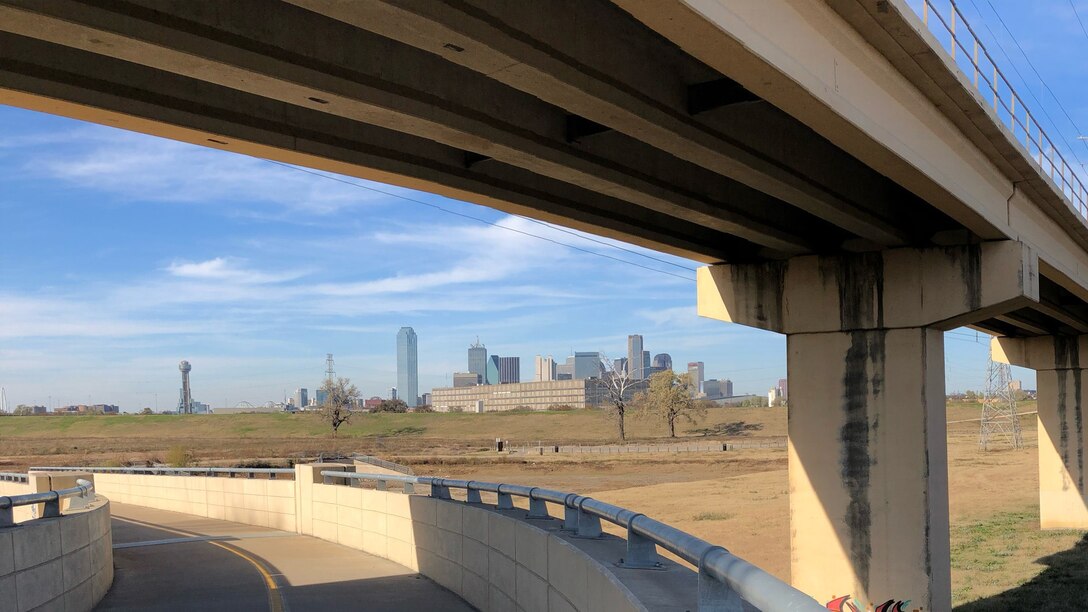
xmin=430 ymin=379 xmax=604 ymax=412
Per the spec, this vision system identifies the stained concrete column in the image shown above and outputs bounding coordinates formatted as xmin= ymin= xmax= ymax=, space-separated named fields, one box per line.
xmin=698 ymin=241 xmax=1037 ymax=610
xmin=994 ymin=336 xmax=1088 ymax=528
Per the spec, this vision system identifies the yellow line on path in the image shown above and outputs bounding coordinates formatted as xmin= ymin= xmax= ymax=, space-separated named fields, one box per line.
xmin=113 ymin=515 xmax=288 ymax=612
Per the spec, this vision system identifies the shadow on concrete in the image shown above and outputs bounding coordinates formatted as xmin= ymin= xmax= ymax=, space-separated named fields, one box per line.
xmin=97 ymin=521 xmax=268 ymax=612
xmin=285 ymin=574 xmax=472 ymax=611
xmin=687 ymin=421 xmax=764 ymax=437
xmin=954 ymin=534 xmax=1088 ymax=611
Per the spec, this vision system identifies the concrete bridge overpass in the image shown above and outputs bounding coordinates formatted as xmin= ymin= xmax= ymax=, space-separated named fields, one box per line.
xmin=2 ymin=0 xmax=1088 ymax=608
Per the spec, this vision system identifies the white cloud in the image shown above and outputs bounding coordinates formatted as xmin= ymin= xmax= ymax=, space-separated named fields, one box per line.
xmin=165 ymin=257 xmax=304 ymax=284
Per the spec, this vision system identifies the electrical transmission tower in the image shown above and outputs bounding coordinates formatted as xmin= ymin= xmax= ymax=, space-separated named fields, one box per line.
xmin=979 ymin=350 xmax=1024 ymax=451
xmin=325 ymin=353 xmax=336 ymax=382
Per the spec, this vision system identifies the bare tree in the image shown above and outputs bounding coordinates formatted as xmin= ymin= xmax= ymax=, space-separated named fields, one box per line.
xmin=637 ymin=371 xmax=706 ymax=437
xmin=319 ymin=377 xmax=360 ymax=436
xmin=597 ymin=356 xmax=642 ymax=441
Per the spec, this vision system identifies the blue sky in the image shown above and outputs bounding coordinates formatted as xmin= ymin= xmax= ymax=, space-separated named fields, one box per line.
xmin=3 ymin=1 xmax=1085 ymax=411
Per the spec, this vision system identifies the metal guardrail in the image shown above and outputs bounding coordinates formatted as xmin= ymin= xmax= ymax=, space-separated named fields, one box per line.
xmin=351 ymin=454 xmax=415 ymax=475
xmin=31 ymin=466 xmax=296 ymax=479
xmin=0 ymin=478 xmax=94 ymax=527
xmin=321 ymin=471 xmax=822 ymax=612
xmin=919 ymin=0 xmax=1088 ymax=218
xmin=0 ymin=472 xmax=28 ymax=483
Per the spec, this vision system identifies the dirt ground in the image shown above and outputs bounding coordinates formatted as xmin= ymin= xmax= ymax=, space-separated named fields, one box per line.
xmin=4 ymin=402 xmax=1082 ymax=608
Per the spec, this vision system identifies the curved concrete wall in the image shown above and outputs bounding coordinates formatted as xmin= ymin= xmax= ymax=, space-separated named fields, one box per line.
xmin=92 ymin=473 xmax=296 ymax=531
xmin=0 ymin=498 xmax=113 ymax=612
xmin=305 ymin=483 xmax=645 ymax=612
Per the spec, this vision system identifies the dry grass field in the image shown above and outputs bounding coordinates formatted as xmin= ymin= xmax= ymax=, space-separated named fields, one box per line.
xmin=2 ymin=401 xmax=1084 ymax=608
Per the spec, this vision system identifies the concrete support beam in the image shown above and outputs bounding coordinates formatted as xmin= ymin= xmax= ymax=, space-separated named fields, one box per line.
xmin=993 ymin=336 xmax=1088 ymax=529
xmin=697 ymin=242 xmax=1037 ymax=609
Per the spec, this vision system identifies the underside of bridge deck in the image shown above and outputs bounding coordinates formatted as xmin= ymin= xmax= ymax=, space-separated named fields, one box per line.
xmin=5 ymin=0 xmax=1088 ymax=610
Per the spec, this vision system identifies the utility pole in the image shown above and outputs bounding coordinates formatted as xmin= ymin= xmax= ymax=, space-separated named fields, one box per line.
xmin=979 ymin=347 xmax=1024 ymax=450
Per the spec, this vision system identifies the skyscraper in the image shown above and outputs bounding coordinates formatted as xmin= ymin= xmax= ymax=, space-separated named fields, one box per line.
xmin=687 ymin=362 xmax=705 ymax=395
xmin=178 ymin=360 xmax=192 ymax=414
xmin=614 ymin=357 xmax=628 ymax=376
xmin=534 ymin=355 xmax=556 ymax=381
xmin=723 ymin=379 xmax=734 ymax=398
xmin=643 ymin=351 xmax=651 ymax=374
xmin=573 ymin=352 xmax=602 ymax=380
xmin=499 ymin=357 xmax=520 ymax=384
xmin=652 ymin=353 xmax=673 ymax=371
xmin=487 ymin=355 xmax=501 ymax=385
xmin=397 ymin=327 xmax=418 ymax=407
xmin=627 ymin=335 xmax=644 ymax=380
xmin=294 ymin=388 xmax=308 ymax=409
xmin=468 ymin=340 xmax=488 ymax=385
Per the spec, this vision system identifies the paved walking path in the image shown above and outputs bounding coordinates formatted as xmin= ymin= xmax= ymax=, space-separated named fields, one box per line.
xmin=96 ymin=502 xmax=473 ymax=611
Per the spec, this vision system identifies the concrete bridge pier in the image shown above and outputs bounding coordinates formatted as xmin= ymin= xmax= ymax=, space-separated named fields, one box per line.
xmin=994 ymin=335 xmax=1088 ymax=529
xmin=698 ymin=241 xmax=1037 ymax=610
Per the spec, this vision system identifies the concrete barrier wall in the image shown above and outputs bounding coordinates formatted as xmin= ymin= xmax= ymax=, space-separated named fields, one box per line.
xmin=0 ymin=498 xmax=113 ymax=612
xmin=0 ymin=481 xmax=34 ymax=523
xmin=93 ymin=473 xmax=296 ymax=531
xmin=306 ymin=482 xmax=642 ymax=612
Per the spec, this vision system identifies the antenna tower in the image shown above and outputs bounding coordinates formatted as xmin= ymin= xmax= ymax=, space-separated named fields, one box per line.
xmin=325 ymin=353 xmax=336 ymax=381
xmin=979 ymin=348 xmax=1023 ymax=450
xmin=0 ymin=387 xmax=6 ymax=413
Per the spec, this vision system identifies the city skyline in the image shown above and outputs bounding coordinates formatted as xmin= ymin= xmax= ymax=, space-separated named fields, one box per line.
xmin=0 ymin=107 xmax=1021 ymax=410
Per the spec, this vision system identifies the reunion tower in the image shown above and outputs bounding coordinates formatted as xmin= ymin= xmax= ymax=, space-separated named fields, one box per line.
xmin=179 ymin=360 xmax=192 ymax=414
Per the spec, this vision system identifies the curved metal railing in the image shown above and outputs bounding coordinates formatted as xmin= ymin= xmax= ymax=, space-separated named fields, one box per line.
xmin=31 ymin=466 xmax=295 ymax=479
xmin=918 ymin=0 xmax=1088 ymax=217
xmin=0 ymin=478 xmax=94 ymax=527
xmin=351 ymin=454 xmax=415 ymax=475
xmin=321 ymin=471 xmax=822 ymax=612
xmin=0 ymin=472 xmax=28 ymax=483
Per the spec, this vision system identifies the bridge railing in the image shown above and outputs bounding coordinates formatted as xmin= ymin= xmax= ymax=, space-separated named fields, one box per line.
xmin=350 ymin=453 xmax=415 ymax=475
xmin=321 ymin=470 xmax=823 ymax=612
xmin=31 ymin=466 xmax=296 ymax=479
xmin=0 ymin=478 xmax=94 ymax=527
xmin=919 ymin=0 xmax=1088 ymax=217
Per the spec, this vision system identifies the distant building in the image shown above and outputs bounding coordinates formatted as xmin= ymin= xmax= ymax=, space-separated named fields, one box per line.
xmin=1009 ymin=379 xmax=1022 ymax=391
xmin=397 ymin=327 xmax=419 ymax=407
xmin=722 ymin=379 xmax=734 ymax=398
xmin=768 ymin=386 xmax=783 ymax=406
xmin=704 ymin=379 xmax=723 ymax=399
xmin=652 ymin=353 xmax=673 ymax=371
xmin=295 ymin=388 xmax=308 ymax=410
xmin=453 ymin=372 xmax=482 ymax=387
xmin=555 ymin=360 xmax=574 ymax=380
xmin=431 ymin=379 xmax=604 ymax=413
xmin=627 ymin=335 xmax=645 ymax=380
xmin=487 ymin=355 xmax=501 ymax=385
xmin=499 ymin=356 xmax=520 ymax=384
xmin=614 ymin=357 xmax=628 ymax=376
xmin=420 ymin=393 xmax=431 ymax=406
xmin=573 ymin=352 xmax=601 ymax=380
xmin=534 ymin=355 xmax=556 ymax=382
xmin=363 ymin=397 xmax=382 ymax=410
xmin=54 ymin=404 xmax=120 ymax=414
xmin=315 ymin=389 xmax=328 ymax=406
xmin=777 ymin=378 xmax=788 ymax=400
xmin=643 ymin=351 xmax=651 ymax=374
xmin=390 ymin=387 xmax=398 ymax=400
xmin=468 ymin=340 xmax=488 ymax=385
xmin=687 ymin=362 xmax=705 ymax=394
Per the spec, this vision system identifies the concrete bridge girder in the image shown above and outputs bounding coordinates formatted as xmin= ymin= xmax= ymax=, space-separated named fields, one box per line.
xmin=698 ymin=241 xmax=1039 ymax=610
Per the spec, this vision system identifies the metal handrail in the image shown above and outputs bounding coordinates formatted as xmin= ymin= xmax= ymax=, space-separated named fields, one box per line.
xmin=0 ymin=472 xmax=28 ymax=483
xmin=919 ymin=0 xmax=1088 ymax=218
xmin=351 ymin=454 xmax=414 ymax=475
xmin=31 ymin=466 xmax=295 ymax=479
xmin=0 ymin=478 xmax=94 ymax=527
xmin=321 ymin=471 xmax=822 ymax=611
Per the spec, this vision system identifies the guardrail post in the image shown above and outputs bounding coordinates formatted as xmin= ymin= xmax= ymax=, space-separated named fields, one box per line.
xmin=621 ymin=530 xmax=661 ymax=569
xmin=575 ymin=509 xmax=601 ymax=538
xmin=270 ymin=472 xmax=277 ymax=480
xmin=697 ymin=566 xmax=743 ymax=612
xmin=0 ymin=502 xmax=12 ymax=527
xmin=429 ymin=484 xmax=451 ymax=500
xmin=527 ymin=497 xmax=549 ymax=519
xmin=42 ymin=494 xmax=61 ymax=519
xmin=466 ymin=488 xmax=482 ymax=503
xmin=496 ymin=491 xmax=514 ymax=510
xmin=376 ymin=479 xmax=388 ymax=492
xmin=403 ymin=482 xmax=415 ymax=494
xmin=323 ymin=474 xmax=334 ymax=485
